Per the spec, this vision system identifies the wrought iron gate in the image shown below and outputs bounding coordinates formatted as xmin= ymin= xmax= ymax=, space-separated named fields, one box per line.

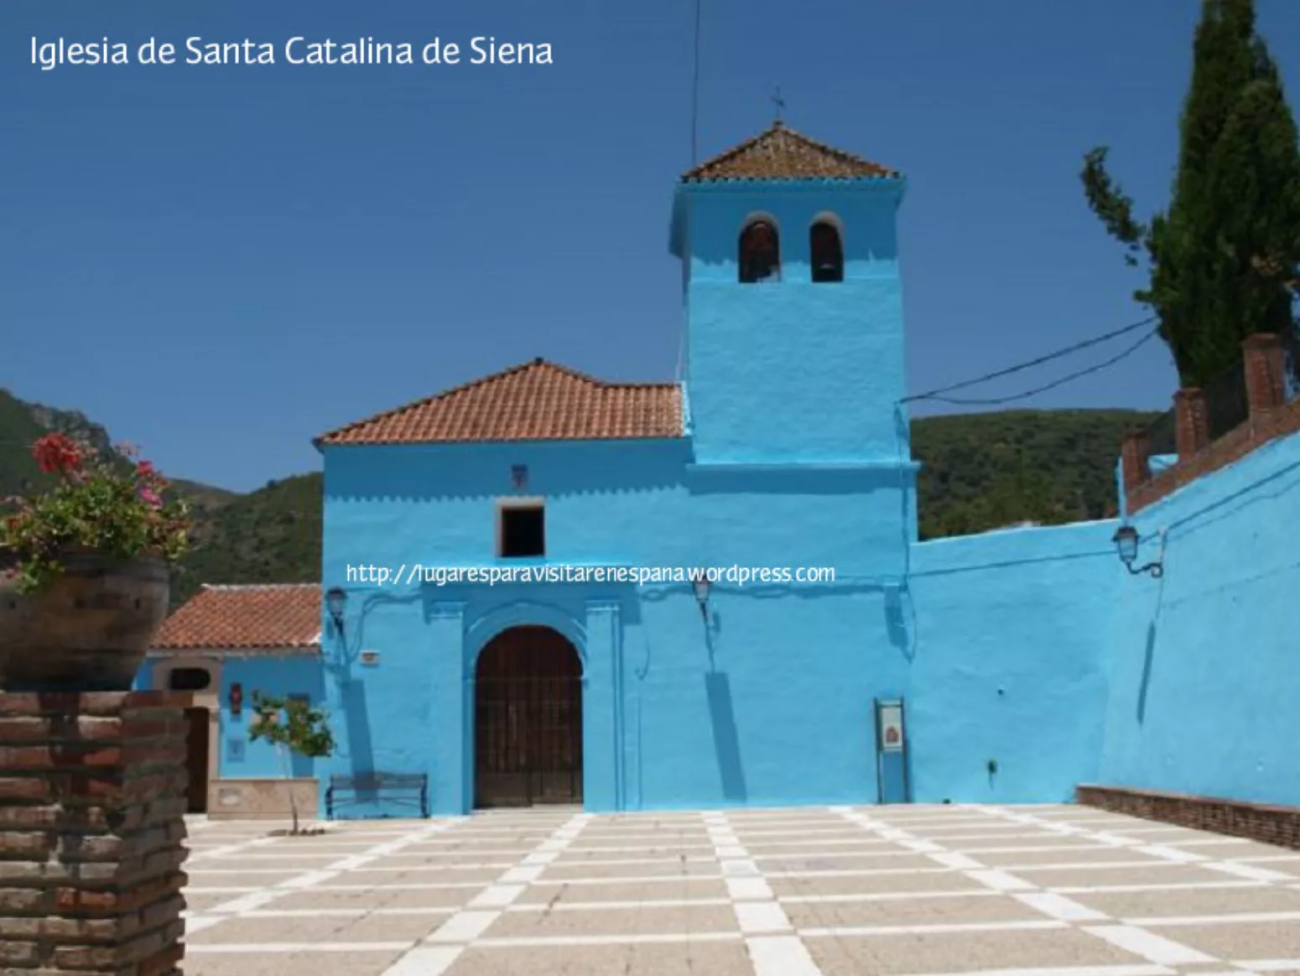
xmin=474 ymin=626 xmax=583 ymax=808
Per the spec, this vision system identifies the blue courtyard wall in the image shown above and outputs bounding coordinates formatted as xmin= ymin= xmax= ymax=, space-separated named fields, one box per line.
xmin=906 ymin=522 xmax=1118 ymax=804
xmin=1100 ymin=430 xmax=1300 ymax=806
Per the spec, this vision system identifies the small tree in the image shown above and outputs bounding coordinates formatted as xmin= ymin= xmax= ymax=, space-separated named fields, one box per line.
xmin=248 ymin=692 xmax=334 ymax=835
xmin=1081 ymin=0 xmax=1300 ymax=387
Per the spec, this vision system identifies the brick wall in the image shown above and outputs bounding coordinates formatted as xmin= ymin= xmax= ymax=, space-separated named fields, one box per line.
xmin=0 ymin=691 xmax=191 ymax=974
xmin=1077 ymin=784 xmax=1300 ymax=851
xmin=1123 ymin=334 xmax=1300 ymax=514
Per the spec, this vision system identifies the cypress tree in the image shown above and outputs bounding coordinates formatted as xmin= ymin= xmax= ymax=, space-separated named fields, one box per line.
xmin=1082 ymin=0 xmax=1300 ymax=386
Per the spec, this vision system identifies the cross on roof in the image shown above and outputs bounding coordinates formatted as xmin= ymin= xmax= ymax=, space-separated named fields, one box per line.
xmin=771 ymin=87 xmax=786 ymax=123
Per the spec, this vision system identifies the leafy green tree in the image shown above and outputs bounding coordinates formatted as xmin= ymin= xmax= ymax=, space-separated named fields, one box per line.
xmin=1082 ymin=0 xmax=1300 ymax=386
xmin=248 ymin=692 xmax=335 ymax=835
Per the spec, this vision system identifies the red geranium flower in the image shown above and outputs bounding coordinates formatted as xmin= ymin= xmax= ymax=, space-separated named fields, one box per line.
xmin=31 ymin=433 xmax=83 ymax=476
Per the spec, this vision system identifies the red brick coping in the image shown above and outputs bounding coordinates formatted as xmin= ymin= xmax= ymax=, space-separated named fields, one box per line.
xmin=1126 ymin=396 xmax=1300 ymax=513
xmin=1077 ymin=784 xmax=1300 ymax=851
xmin=0 ymin=691 xmax=192 ymax=974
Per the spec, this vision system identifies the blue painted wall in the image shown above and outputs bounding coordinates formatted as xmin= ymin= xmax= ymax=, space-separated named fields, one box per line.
xmin=1099 ymin=430 xmax=1300 ymax=806
xmin=907 ymin=522 xmax=1119 ymax=803
xmin=219 ymin=657 xmax=326 ymax=780
xmin=134 ymin=659 xmax=154 ymax=691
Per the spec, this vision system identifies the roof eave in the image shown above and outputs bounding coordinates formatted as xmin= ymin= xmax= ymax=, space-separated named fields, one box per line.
xmin=318 ymin=432 xmax=689 ymax=450
xmin=676 ymin=174 xmax=905 ymax=190
xmin=147 ymin=645 xmax=321 ymax=657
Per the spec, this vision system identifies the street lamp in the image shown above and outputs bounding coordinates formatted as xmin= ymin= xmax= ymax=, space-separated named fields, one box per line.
xmin=1112 ymin=525 xmax=1163 ymax=578
xmin=326 ymin=586 xmax=348 ymax=635
xmin=691 ymin=571 xmax=711 ymax=621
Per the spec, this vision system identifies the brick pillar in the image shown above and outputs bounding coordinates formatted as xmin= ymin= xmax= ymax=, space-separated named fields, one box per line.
xmin=0 ymin=691 xmax=190 ymax=975
xmin=1120 ymin=429 xmax=1151 ymax=494
xmin=1174 ymin=388 xmax=1210 ymax=457
xmin=1242 ymin=333 xmax=1286 ymax=414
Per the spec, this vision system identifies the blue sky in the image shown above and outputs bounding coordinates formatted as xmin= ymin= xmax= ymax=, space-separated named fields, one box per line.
xmin=3 ymin=0 xmax=1300 ymax=492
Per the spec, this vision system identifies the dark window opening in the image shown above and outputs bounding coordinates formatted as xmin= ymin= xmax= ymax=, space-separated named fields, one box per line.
xmin=811 ymin=221 xmax=844 ymax=282
xmin=739 ymin=220 xmax=780 ymax=283
xmin=500 ymin=505 xmax=545 ymax=558
xmin=169 ymin=667 xmax=212 ymax=691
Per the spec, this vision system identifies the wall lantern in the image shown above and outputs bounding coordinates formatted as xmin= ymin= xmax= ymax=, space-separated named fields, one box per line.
xmin=228 ymin=682 xmax=243 ymax=717
xmin=326 ymin=586 xmax=347 ymax=635
xmin=1112 ymin=524 xmax=1163 ymax=578
xmin=511 ymin=464 xmax=528 ymax=491
xmin=691 ymin=571 xmax=711 ymax=620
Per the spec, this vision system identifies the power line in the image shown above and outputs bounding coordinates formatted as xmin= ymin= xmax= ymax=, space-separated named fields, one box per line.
xmin=912 ymin=327 xmax=1160 ymax=407
xmin=901 ymin=315 xmax=1157 ymax=404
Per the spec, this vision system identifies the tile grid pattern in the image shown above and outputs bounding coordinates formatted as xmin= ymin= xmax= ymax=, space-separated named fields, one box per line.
xmin=384 ymin=811 xmax=594 ymax=974
xmin=833 ymin=805 xmax=1223 ymax=968
xmin=187 ymin=817 xmax=459 ymax=938
xmin=177 ymin=805 xmax=1300 ymax=976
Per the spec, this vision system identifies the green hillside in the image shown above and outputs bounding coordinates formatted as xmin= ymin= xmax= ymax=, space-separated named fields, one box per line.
xmin=1 ymin=390 xmax=1155 ymax=606
xmin=911 ymin=409 xmax=1159 ymax=539
xmin=170 ymin=474 xmax=322 ymax=607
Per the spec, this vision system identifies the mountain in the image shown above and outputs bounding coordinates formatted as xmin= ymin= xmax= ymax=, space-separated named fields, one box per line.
xmin=170 ymin=474 xmax=322 ymax=607
xmin=1 ymin=390 xmax=1155 ymax=605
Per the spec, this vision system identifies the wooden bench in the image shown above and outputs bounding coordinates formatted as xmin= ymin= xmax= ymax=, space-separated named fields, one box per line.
xmin=326 ymin=772 xmax=429 ymax=819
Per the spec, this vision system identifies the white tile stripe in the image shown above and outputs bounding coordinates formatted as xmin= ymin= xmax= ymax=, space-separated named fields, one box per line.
xmin=702 ymin=810 xmax=823 ymax=975
xmin=1237 ymin=960 xmax=1300 ymax=971
xmin=1083 ymin=925 xmax=1216 ymax=965
xmin=748 ymin=934 xmax=825 ymax=976
xmin=800 ymin=919 xmax=1071 ymax=937
xmin=188 ymin=941 xmax=416 ymax=953
xmin=1120 ymin=910 xmax=1300 ymax=926
xmin=892 ymin=966 xmax=1176 ymax=976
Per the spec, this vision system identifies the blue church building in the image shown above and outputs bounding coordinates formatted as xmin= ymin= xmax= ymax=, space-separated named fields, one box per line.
xmin=311 ymin=122 xmax=921 ymax=816
xmin=145 ymin=122 xmax=1300 ymax=821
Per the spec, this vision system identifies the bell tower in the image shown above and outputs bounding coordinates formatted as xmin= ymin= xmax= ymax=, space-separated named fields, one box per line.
xmin=670 ymin=122 xmax=911 ymax=466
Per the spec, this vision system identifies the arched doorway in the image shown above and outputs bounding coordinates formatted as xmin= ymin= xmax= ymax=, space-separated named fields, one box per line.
xmin=474 ymin=626 xmax=583 ymax=808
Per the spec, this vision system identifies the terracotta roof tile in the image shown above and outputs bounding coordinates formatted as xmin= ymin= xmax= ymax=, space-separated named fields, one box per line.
xmin=682 ymin=121 xmax=897 ymax=182
xmin=152 ymin=584 xmax=321 ymax=652
xmin=317 ymin=358 xmax=683 ymax=446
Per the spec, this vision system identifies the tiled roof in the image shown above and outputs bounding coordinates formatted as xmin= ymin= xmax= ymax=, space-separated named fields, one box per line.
xmin=152 ymin=584 xmax=321 ymax=652
xmin=316 ymin=358 xmax=683 ymax=446
xmin=682 ymin=121 xmax=897 ymax=182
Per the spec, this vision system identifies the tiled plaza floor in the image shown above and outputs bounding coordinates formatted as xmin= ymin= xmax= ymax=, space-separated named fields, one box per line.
xmin=179 ymin=803 xmax=1300 ymax=976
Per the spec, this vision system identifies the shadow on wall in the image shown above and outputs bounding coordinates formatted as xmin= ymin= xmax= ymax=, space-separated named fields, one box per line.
xmin=884 ymin=584 xmax=914 ymax=661
xmin=342 ymin=678 xmax=377 ymax=795
xmin=1138 ymin=621 xmax=1157 ymax=725
xmin=705 ymin=670 xmax=747 ymax=803
xmin=1133 ymin=540 xmax=1168 ymax=727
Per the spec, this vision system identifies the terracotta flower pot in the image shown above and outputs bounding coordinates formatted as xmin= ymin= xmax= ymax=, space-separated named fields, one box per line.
xmin=0 ymin=551 xmax=169 ymax=692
